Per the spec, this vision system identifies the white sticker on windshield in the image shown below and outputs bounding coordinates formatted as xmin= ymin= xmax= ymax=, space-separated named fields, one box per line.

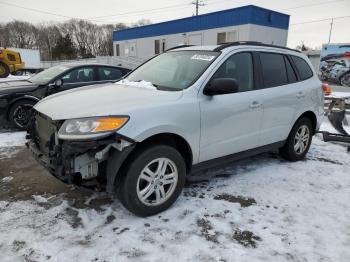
xmin=191 ymin=54 xmax=215 ymax=61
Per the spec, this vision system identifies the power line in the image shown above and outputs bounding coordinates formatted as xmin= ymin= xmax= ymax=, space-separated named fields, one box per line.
xmin=290 ymin=15 xmax=350 ymax=25
xmin=87 ymin=3 xmax=188 ymax=19
xmin=281 ymin=0 xmax=345 ymax=11
xmin=0 ymin=1 xmax=75 ymax=20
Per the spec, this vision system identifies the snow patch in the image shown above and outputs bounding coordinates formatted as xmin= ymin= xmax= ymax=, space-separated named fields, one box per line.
xmin=1 ymin=176 xmax=13 ymax=183
xmin=0 ymin=132 xmax=26 ymax=147
xmin=116 ymin=79 xmax=157 ymax=90
xmin=0 ymin=75 xmax=31 ymax=82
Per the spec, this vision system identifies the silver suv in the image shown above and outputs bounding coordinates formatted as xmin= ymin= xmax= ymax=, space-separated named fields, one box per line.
xmin=27 ymin=42 xmax=324 ymax=216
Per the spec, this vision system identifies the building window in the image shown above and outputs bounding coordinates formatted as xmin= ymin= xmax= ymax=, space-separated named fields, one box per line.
xmin=226 ymin=31 xmax=237 ymax=42
xmin=162 ymin=39 xmax=166 ymax=52
xmin=217 ymin=32 xmax=226 ymax=44
xmin=116 ymin=44 xmax=120 ymax=56
xmin=155 ymin=40 xmax=160 ymax=55
xmin=217 ymin=31 xmax=237 ymax=44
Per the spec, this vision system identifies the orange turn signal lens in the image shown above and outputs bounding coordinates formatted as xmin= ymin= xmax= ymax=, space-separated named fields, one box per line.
xmin=94 ymin=117 xmax=129 ymax=132
xmin=322 ymin=84 xmax=332 ymax=95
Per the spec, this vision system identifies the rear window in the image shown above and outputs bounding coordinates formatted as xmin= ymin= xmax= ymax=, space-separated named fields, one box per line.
xmin=260 ymin=53 xmax=288 ymax=88
xmin=291 ymin=55 xmax=313 ymax=81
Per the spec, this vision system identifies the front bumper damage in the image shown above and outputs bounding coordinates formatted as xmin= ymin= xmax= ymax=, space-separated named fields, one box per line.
xmin=26 ymin=113 xmax=136 ymax=193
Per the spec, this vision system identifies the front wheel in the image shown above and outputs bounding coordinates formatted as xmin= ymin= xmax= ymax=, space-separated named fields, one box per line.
xmin=0 ymin=61 xmax=10 ymax=78
xmin=340 ymin=73 xmax=350 ymax=87
xmin=117 ymin=145 xmax=186 ymax=217
xmin=9 ymin=100 xmax=36 ymax=130
xmin=279 ymin=118 xmax=313 ymax=161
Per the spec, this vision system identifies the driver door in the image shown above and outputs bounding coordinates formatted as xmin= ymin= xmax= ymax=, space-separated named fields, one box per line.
xmin=50 ymin=67 xmax=97 ymax=94
xmin=199 ymin=52 xmax=264 ymax=162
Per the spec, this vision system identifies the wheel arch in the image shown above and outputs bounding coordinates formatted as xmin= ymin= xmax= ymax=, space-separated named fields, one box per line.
xmin=6 ymin=95 xmax=39 ymax=119
xmin=295 ymin=111 xmax=317 ymax=134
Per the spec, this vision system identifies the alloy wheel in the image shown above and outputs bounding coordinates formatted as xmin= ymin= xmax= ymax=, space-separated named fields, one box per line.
xmin=12 ymin=104 xmax=33 ymax=128
xmin=136 ymin=157 xmax=178 ymax=206
xmin=293 ymin=125 xmax=310 ymax=155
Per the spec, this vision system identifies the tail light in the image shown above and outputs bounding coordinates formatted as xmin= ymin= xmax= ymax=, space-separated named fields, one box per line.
xmin=322 ymin=83 xmax=332 ymax=95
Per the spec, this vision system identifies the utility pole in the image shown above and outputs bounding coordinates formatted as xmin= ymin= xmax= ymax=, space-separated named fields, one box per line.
xmin=328 ymin=18 xmax=334 ymax=44
xmin=191 ymin=0 xmax=205 ymax=16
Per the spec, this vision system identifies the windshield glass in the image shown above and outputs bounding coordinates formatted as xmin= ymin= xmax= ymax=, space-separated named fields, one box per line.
xmin=29 ymin=65 xmax=70 ymax=84
xmin=126 ymin=50 xmax=219 ymax=90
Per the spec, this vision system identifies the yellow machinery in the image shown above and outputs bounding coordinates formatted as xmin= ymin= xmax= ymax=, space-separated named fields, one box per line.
xmin=0 ymin=47 xmax=25 ymax=78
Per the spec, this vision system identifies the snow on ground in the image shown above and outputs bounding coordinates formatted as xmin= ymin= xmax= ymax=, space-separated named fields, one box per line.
xmin=0 ymin=131 xmax=26 ymax=159
xmin=0 ymin=123 xmax=349 ymax=262
xmin=0 ymin=75 xmax=31 ymax=82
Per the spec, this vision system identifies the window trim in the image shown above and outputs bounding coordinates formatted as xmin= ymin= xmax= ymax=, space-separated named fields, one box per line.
xmin=205 ymin=51 xmax=256 ymax=94
xmin=283 ymin=55 xmax=298 ymax=84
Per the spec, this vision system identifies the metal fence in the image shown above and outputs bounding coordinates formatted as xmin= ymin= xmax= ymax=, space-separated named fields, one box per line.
xmin=40 ymin=56 xmax=146 ymax=70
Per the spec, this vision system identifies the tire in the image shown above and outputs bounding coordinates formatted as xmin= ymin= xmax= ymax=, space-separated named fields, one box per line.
xmin=8 ymin=100 xmax=36 ymax=130
xmin=279 ymin=118 xmax=313 ymax=161
xmin=0 ymin=61 xmax=10 ymax=78
xmin=117 ymin=144 xmax=186 ymax=217
xmin=340 ymin=73 xmax=350 ymax=87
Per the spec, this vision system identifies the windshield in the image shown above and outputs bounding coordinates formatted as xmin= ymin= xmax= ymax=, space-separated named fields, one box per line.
xmin=126 ymin=50 xmax=219 ymax=90
xmin=29 ymin=65 xmax=70 ymax=84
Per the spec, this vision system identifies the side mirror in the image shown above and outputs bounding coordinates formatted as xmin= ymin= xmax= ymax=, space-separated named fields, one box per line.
xmin=54 ymin=79 xmax=63 ymax=87
xmin=203 ymin=78 xmax=239 ymax=96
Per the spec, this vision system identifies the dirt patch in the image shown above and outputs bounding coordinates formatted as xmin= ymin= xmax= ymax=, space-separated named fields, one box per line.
xmin=232 ymin=229 xmax=261 ymax=248
xmin=197 ymin=218 xmax=219 ymax=243
xmin=214 ymin=193 xmax=256 ymax=207
xmin=0 ymin=147 xmax=113 ymax=211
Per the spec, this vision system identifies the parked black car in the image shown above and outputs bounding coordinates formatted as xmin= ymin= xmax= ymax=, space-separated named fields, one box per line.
xmin=0 ymin=63 xmax=131 ymax=129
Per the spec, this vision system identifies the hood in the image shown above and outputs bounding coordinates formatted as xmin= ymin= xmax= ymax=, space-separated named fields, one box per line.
xmin=0 ymin=80 xmax=39 ymax=94
xmin=34 ymin=83 xmax=183 ymax=120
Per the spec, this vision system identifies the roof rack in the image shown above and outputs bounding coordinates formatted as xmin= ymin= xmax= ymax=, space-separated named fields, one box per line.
xmin=166 ymin=45 xmax=194 ymax=52
xmin=213 ymin=41 xmax=301 ymax=53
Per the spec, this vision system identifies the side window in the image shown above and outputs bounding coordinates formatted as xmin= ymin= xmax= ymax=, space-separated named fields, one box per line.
xmin=260 ymin=53 xmax=288 ymax=88
xmin=291 ymin=55 xmax=313 ymax=81
xmin=98 ymin=67 xmax=123 ymax=81
xmin=284 ymin=56 xmax=297 ymax=83
xmin=62 ymin=67 xmax=94 ymax=84
xmin=212 ymin=52 xmax=254 ymax=92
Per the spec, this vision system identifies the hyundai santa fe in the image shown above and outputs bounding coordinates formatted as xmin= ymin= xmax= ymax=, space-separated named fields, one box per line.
xmin=26 ymin=42 xmax=324 ymax=216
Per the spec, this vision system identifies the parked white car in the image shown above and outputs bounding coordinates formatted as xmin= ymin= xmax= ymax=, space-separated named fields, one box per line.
xmin=27 ymin=42 xmax=324 ymax=216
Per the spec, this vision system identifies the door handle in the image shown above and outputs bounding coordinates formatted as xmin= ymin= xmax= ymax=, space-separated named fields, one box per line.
xmin=296 ymin=92 xmax=305 ymax=98
xmin=249 ymin=101 xmax=262 ymax=109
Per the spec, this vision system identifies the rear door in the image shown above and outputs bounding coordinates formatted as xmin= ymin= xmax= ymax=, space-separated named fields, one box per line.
xmin=258 ymin=52 xmax=303 ymax=145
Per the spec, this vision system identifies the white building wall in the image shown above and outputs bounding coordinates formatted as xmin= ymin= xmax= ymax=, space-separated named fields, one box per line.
xmin=114 ymin=24 xmax=288 ymax=59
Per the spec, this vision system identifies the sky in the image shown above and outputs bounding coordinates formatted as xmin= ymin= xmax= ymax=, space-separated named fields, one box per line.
xmin=0 ymin=0 xmax=349 ymax=48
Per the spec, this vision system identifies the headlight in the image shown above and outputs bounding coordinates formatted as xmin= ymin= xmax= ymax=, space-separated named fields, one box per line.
xmin=58 ymin=116 xmax=129 ymax=140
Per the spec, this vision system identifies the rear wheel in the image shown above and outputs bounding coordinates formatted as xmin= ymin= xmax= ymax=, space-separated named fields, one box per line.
xmin=118 ymin=145 xmax=186 ymax=217
xmin=279 ymin=118 xmax=313 ymax=161
xmin=9 ymin=100 xmax=36 ymax=130
xmin=0 ymin=61 xmax=10 ymax=78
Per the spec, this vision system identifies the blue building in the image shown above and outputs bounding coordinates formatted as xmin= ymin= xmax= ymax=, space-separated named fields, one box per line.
xmin=113 ymin=5 xmax=290 ymax=58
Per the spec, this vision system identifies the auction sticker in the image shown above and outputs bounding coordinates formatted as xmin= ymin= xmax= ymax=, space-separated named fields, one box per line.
xmin=191 ymin=54 xmax=215 ymax=61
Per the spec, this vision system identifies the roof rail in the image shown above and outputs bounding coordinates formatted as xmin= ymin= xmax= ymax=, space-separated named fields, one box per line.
xmin=213 ymin=41 xmax=300 ymax=53
xmin=166 ymin=45 xmax=194 ymax=52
